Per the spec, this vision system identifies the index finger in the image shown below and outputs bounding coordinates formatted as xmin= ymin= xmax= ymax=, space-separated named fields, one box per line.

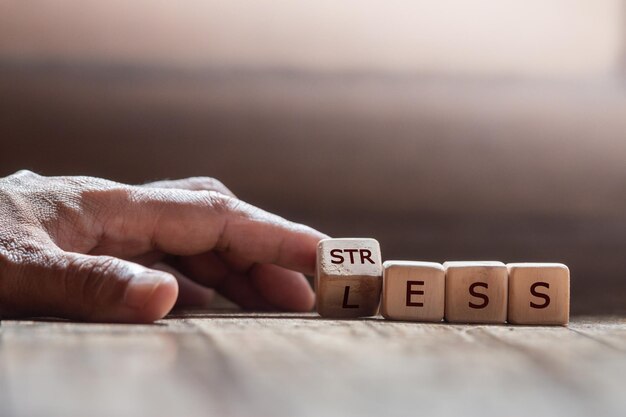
xmin=94 ymin=187 xmax=329 ymax=275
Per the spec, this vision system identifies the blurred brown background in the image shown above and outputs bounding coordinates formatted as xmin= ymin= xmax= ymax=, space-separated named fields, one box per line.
xmin=1 ymin=0 xmax=625 ymax=314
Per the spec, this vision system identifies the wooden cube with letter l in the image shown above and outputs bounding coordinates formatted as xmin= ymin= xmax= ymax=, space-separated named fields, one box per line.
xmin=444 ymin=261 xmax=508 ymax=324
xmin=507 ymin=263 xmax=570 ymax=325
xmin=381 ymin=261 xmax=445 ymax=322
xmin=315 ymin=238 xmax=382 ymax=318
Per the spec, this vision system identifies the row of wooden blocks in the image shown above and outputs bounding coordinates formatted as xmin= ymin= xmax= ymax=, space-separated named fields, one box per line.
xmin=315 ymin=238 xmax=570 ymax=325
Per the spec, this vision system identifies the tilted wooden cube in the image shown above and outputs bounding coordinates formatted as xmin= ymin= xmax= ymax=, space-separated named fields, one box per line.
xmin=444 ymin=261 xmax=508 ymax=324
xmin=381 ymin=261 xmax=445 ymax=322
xmin=315 ymin=238 xmax=382 ymax=318
xmin=507 ymin=263 xmax=570 ymax=325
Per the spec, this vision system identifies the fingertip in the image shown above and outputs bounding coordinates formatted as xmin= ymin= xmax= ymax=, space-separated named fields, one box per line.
xmin=297 ymin=224 xmax=330 ymax=243
xmin=122 ymin=272 xmax=179 ymax=323
xmin=142 ymin=274 xmax=179 ymax=322
xmin=289 ymin=226 xmax=330 ymax=275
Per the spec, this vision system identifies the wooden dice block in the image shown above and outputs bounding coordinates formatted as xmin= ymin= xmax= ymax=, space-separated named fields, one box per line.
xmin=444 ymin=261 xmax=508 ymax=324
xmin=381 ymin=261 xmax=445 ymax=322
xmin=315 ymin=238 xmax=382 ymax=318
xmin=507 ymin=263 xmax=570 ymax=325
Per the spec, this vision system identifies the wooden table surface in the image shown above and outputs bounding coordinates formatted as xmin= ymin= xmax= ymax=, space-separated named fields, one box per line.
xmin=1 ymin=312 xmax=626 ymax=417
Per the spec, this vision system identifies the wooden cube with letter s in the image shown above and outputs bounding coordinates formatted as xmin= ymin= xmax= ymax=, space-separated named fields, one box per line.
xmin=507 ymin=263 xmax=570 ymax=325
xmin=315 ymin=238 xmax=383 ymax=318
xmin=444 ymin=261 xmax=508 ymax=324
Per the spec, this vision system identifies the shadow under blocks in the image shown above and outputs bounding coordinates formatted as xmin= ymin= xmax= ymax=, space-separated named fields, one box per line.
xmin=315 ymin=238 xmax=570 ymax=325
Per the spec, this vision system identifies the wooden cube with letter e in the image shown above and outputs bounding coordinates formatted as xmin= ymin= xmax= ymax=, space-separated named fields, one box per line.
xmin=507 ymin=263 xmax=570 ymax=325
xmin=381 ymin=261 xmax=445 ymax=322
xmin=444 ymin=261 xmax=508 ymax=324
xmin=315 ymin=238 xmax=382 ymax=318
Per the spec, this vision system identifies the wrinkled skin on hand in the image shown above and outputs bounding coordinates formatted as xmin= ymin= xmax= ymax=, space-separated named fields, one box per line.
xmin=0 ymin=170 xmax=326 ymax=323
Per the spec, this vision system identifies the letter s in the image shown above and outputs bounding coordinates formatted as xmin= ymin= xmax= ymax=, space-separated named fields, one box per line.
xmin=469 ymin=282 xmax=489 ymax=309
xmin=530 ymin=282 xmax=550 ymax=309
xmin=330 ymin=249 xmax=344 ymax=264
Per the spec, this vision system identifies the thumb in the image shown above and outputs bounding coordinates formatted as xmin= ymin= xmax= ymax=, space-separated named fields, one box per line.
xmin=4 ymin=252 xmax=178 ymax=323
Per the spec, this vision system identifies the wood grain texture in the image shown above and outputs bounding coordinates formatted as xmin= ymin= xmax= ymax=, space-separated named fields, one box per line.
xmin=2 ymin=312 xmax=626 ymax=417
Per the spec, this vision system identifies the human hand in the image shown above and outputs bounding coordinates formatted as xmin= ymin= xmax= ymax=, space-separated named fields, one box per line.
xmin=0 ymin=170 xmax=327 ymax=323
